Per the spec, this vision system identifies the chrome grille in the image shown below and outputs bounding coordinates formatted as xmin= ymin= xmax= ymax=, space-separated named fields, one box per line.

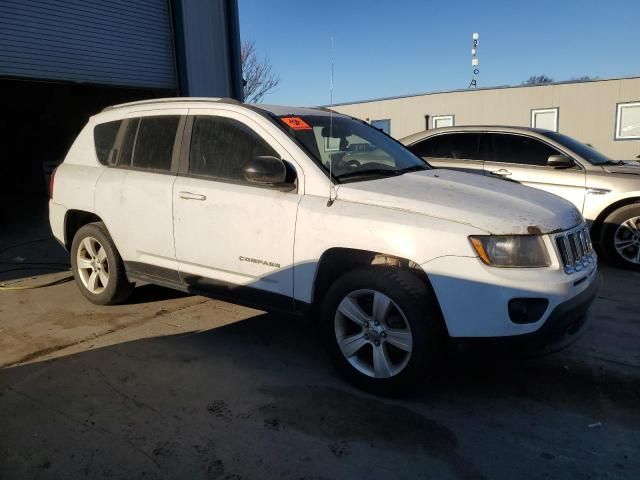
xmin=555 ymin=225 xmax=596 ymax=274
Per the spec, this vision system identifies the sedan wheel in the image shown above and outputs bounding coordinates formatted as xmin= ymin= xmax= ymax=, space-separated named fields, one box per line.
xmin=603 ymin=204 xmax=640 ymax=271
xmin=613 ymin=216 xmax=640 ymax=265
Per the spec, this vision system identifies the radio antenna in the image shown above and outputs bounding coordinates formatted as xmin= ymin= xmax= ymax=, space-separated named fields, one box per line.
xmin=468 ymin=32 xmax=479 ymax=89
xmin=327 ymin=36 xmax=335 ymax=207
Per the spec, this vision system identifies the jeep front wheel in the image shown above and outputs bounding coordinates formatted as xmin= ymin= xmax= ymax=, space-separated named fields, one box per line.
xmin=321 ymin=267 xmax=444 ymax=392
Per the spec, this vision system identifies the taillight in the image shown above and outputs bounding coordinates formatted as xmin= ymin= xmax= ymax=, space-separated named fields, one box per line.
xmin=49 ymin=166 xmax=58 ymax=199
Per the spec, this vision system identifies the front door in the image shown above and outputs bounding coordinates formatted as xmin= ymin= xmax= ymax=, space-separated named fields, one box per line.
xmin=172 ymin=110 xmax=302 ymax=309
xmin=482 ymin=133 xmax=587 ymax=213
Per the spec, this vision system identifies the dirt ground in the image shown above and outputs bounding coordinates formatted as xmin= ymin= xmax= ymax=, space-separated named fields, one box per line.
xmin=1 ymin=203 xmax=639 ymax=479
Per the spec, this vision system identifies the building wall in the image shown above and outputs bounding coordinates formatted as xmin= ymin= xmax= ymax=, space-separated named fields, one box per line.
xmin=172 ymin=0 xmax=243 ymax=99
xmin=332 ymin=77 xmax=640 ymax=160
xmin=0 ymin=0 xmax=177 ymax=89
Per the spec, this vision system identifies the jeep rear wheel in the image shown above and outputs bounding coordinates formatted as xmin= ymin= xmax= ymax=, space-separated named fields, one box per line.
xmin=70 ymin=222 xmax=134 ymax=304
xmin=321 ymin=267 xmax=445 ymax=392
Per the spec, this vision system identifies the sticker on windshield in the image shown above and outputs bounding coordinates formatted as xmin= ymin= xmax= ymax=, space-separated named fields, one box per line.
xmin=280 ymin=116 xmax=312 ymax=131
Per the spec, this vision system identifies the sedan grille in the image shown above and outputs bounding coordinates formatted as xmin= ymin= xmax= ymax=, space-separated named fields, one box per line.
xmin=555 ymin=225 xmax=596 ymax=274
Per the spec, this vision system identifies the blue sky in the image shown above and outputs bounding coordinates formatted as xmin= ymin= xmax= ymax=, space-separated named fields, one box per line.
xmin=238 ymin=0 xmax=639 ymax=106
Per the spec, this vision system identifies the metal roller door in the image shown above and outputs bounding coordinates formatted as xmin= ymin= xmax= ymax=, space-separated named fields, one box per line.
xmin=0 ymin=0 xmax=176 ymax=89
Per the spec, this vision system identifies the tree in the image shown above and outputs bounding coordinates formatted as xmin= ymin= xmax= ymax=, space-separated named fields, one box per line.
xmin=523 ymin=75 xmax=554 ymax=85
xmin=241 ymin=40 xmax=280 ymax=103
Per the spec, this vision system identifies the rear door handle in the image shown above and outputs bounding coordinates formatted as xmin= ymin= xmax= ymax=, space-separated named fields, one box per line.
xmin=490 ymin=169 xmax=512 ymax=176
xmin=179 ymin=191 xmax=206 ymax=201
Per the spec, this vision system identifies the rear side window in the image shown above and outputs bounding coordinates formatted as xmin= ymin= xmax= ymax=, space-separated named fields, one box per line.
xmin=189 ymin=116 xmax=278 ymax=181
xmin=410 ymin=133 xmax=481 ymax=160
xmin=94 ymin=120 xmax=122 ymax=165
xmin=130 ymin=116 xmax=180 ymax=171
xmin=488 ymin=133 xmax=560 ymax=166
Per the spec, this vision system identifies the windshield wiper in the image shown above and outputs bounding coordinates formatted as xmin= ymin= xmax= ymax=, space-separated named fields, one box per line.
xmin=399 ymin=164 xmax=429 ymax=173
xmin=335 ymin=169 xmax=402 ymax=181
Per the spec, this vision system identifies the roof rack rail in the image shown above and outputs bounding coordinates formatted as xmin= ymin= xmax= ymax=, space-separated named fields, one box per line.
xmin=101 ymin=97 xmax=242 ymax=112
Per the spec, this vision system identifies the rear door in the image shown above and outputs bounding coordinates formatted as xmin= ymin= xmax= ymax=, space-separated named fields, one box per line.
xmin=407 ymin=132 xmax=484 ymax=175
xmin=482 ymin=133 xmax=586 ymax=212
xmin=95 ymin=110 xmax=186 ymax=278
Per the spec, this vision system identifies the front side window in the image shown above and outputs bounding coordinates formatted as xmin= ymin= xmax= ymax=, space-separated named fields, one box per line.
xmin=94 ymin=120 xmax=122 ymax=165
xmin=541 ymin=131 xmax=611 ymax=165
xmin=189 ymin=116 xmax=278 ymax=180
xmin=488 ymin=134 xmax=560 ymax=167
xmin=275 ymin=114 xmax=428 ymax=183
xmin=410 ymin=133 xmax=481 ymax=160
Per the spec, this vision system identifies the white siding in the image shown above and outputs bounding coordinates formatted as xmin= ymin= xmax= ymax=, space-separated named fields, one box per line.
xmin=333 ymin=78 xmax=640 ymax=160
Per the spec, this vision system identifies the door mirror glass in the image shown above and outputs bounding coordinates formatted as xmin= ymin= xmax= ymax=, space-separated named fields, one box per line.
xmin=547 ymin=154 xmax=575 ymax=169
xmin=243 ymin=155 xmax=289 ymax=185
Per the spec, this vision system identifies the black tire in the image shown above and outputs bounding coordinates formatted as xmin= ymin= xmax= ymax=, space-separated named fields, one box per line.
xmin=70 ymin=222 xmax=134 ymax=305
xmin=601 ymin=203 xmax=640 ymax=271
xmin=320 ymin=266 xmax=445 ymax=393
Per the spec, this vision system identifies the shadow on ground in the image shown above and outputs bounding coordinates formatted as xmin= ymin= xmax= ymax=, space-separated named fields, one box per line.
xmin=1 ymin=307 xmax=638 ymax=480
xmin=1 ymin=198 xmax=639 ymax=479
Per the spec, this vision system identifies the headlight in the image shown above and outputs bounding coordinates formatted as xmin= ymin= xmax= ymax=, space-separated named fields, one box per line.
xmin=469 ymin=235 xmax=551 ymax=268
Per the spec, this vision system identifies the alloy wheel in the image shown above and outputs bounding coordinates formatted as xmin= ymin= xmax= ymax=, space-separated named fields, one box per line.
xmin=334 ymin=289 xmax=413 ymax=379
xmin=614 ymin=216 xmax=640 ymax=265
xmin=76 ymin=236 xmax=110 ymax=294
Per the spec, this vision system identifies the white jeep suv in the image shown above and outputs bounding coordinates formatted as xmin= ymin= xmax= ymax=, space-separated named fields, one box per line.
xmin=50 ymin=98 xmax=599 ymax=390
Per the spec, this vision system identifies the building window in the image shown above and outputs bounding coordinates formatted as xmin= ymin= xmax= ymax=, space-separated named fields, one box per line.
xmin=371 ymin=119 xmax=391 ymax=134
xmin=615 ymin=101 xmax=640 ymax=140
xmin=324 ymin=136 xmax=340 ymax=152
xmin=432 ymin=115 xmax=454 ymax=129
xmin=531 ymin=107 xmax=559 ymax=132
xmin=424 ymin=115 xmax=430 ymax=130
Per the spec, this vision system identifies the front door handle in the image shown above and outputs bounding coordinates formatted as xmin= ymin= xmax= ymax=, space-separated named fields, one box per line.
xmin=179 ymin=191 xmax=206 ymax=201
xmin=490 ymin=169 xmax=512 ymax=176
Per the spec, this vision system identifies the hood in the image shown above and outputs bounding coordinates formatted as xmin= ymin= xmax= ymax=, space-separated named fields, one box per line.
xmin=601 ymin=160 xmax=640 ymax=175
xmin=336 ymin=169 xmax=583 ymax=235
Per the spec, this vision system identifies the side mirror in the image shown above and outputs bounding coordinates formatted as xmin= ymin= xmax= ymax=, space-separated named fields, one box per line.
xmin=242 ymin=156 xmax=295 ymax=190
xmin=547 ymin=154 xmax=574 ymax=169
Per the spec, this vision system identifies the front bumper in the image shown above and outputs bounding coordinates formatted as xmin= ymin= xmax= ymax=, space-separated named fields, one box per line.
xmin=454 ymin=271 xmax=600 ymax=356
xmin=421 ymin=253 xmax=599 ymax=342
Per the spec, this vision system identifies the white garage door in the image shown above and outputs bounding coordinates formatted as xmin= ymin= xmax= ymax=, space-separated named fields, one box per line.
xmin=0 ymin=0 xmax=176 ymax=89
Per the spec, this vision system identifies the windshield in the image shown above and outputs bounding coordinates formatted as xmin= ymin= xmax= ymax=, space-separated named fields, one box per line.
xmin=541 ymin=131 xmax=611 ymax=165
xmin=273 ymin=114 xmax=429 ymax=182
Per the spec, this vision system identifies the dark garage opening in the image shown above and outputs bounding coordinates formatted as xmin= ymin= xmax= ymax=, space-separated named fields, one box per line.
xmin=1 ymin=78 xmax=174 ymax=202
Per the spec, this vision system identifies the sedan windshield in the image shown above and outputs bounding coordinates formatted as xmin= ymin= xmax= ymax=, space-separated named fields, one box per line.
xmin=541 ymin=131 xmax=611 ymax=165
xmin=274 ymin=114 xmax=428 ymax=182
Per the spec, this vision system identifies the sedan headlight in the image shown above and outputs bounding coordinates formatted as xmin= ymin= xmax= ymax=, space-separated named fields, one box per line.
xmin=469 ymin=235 xmax=551 ymax=268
